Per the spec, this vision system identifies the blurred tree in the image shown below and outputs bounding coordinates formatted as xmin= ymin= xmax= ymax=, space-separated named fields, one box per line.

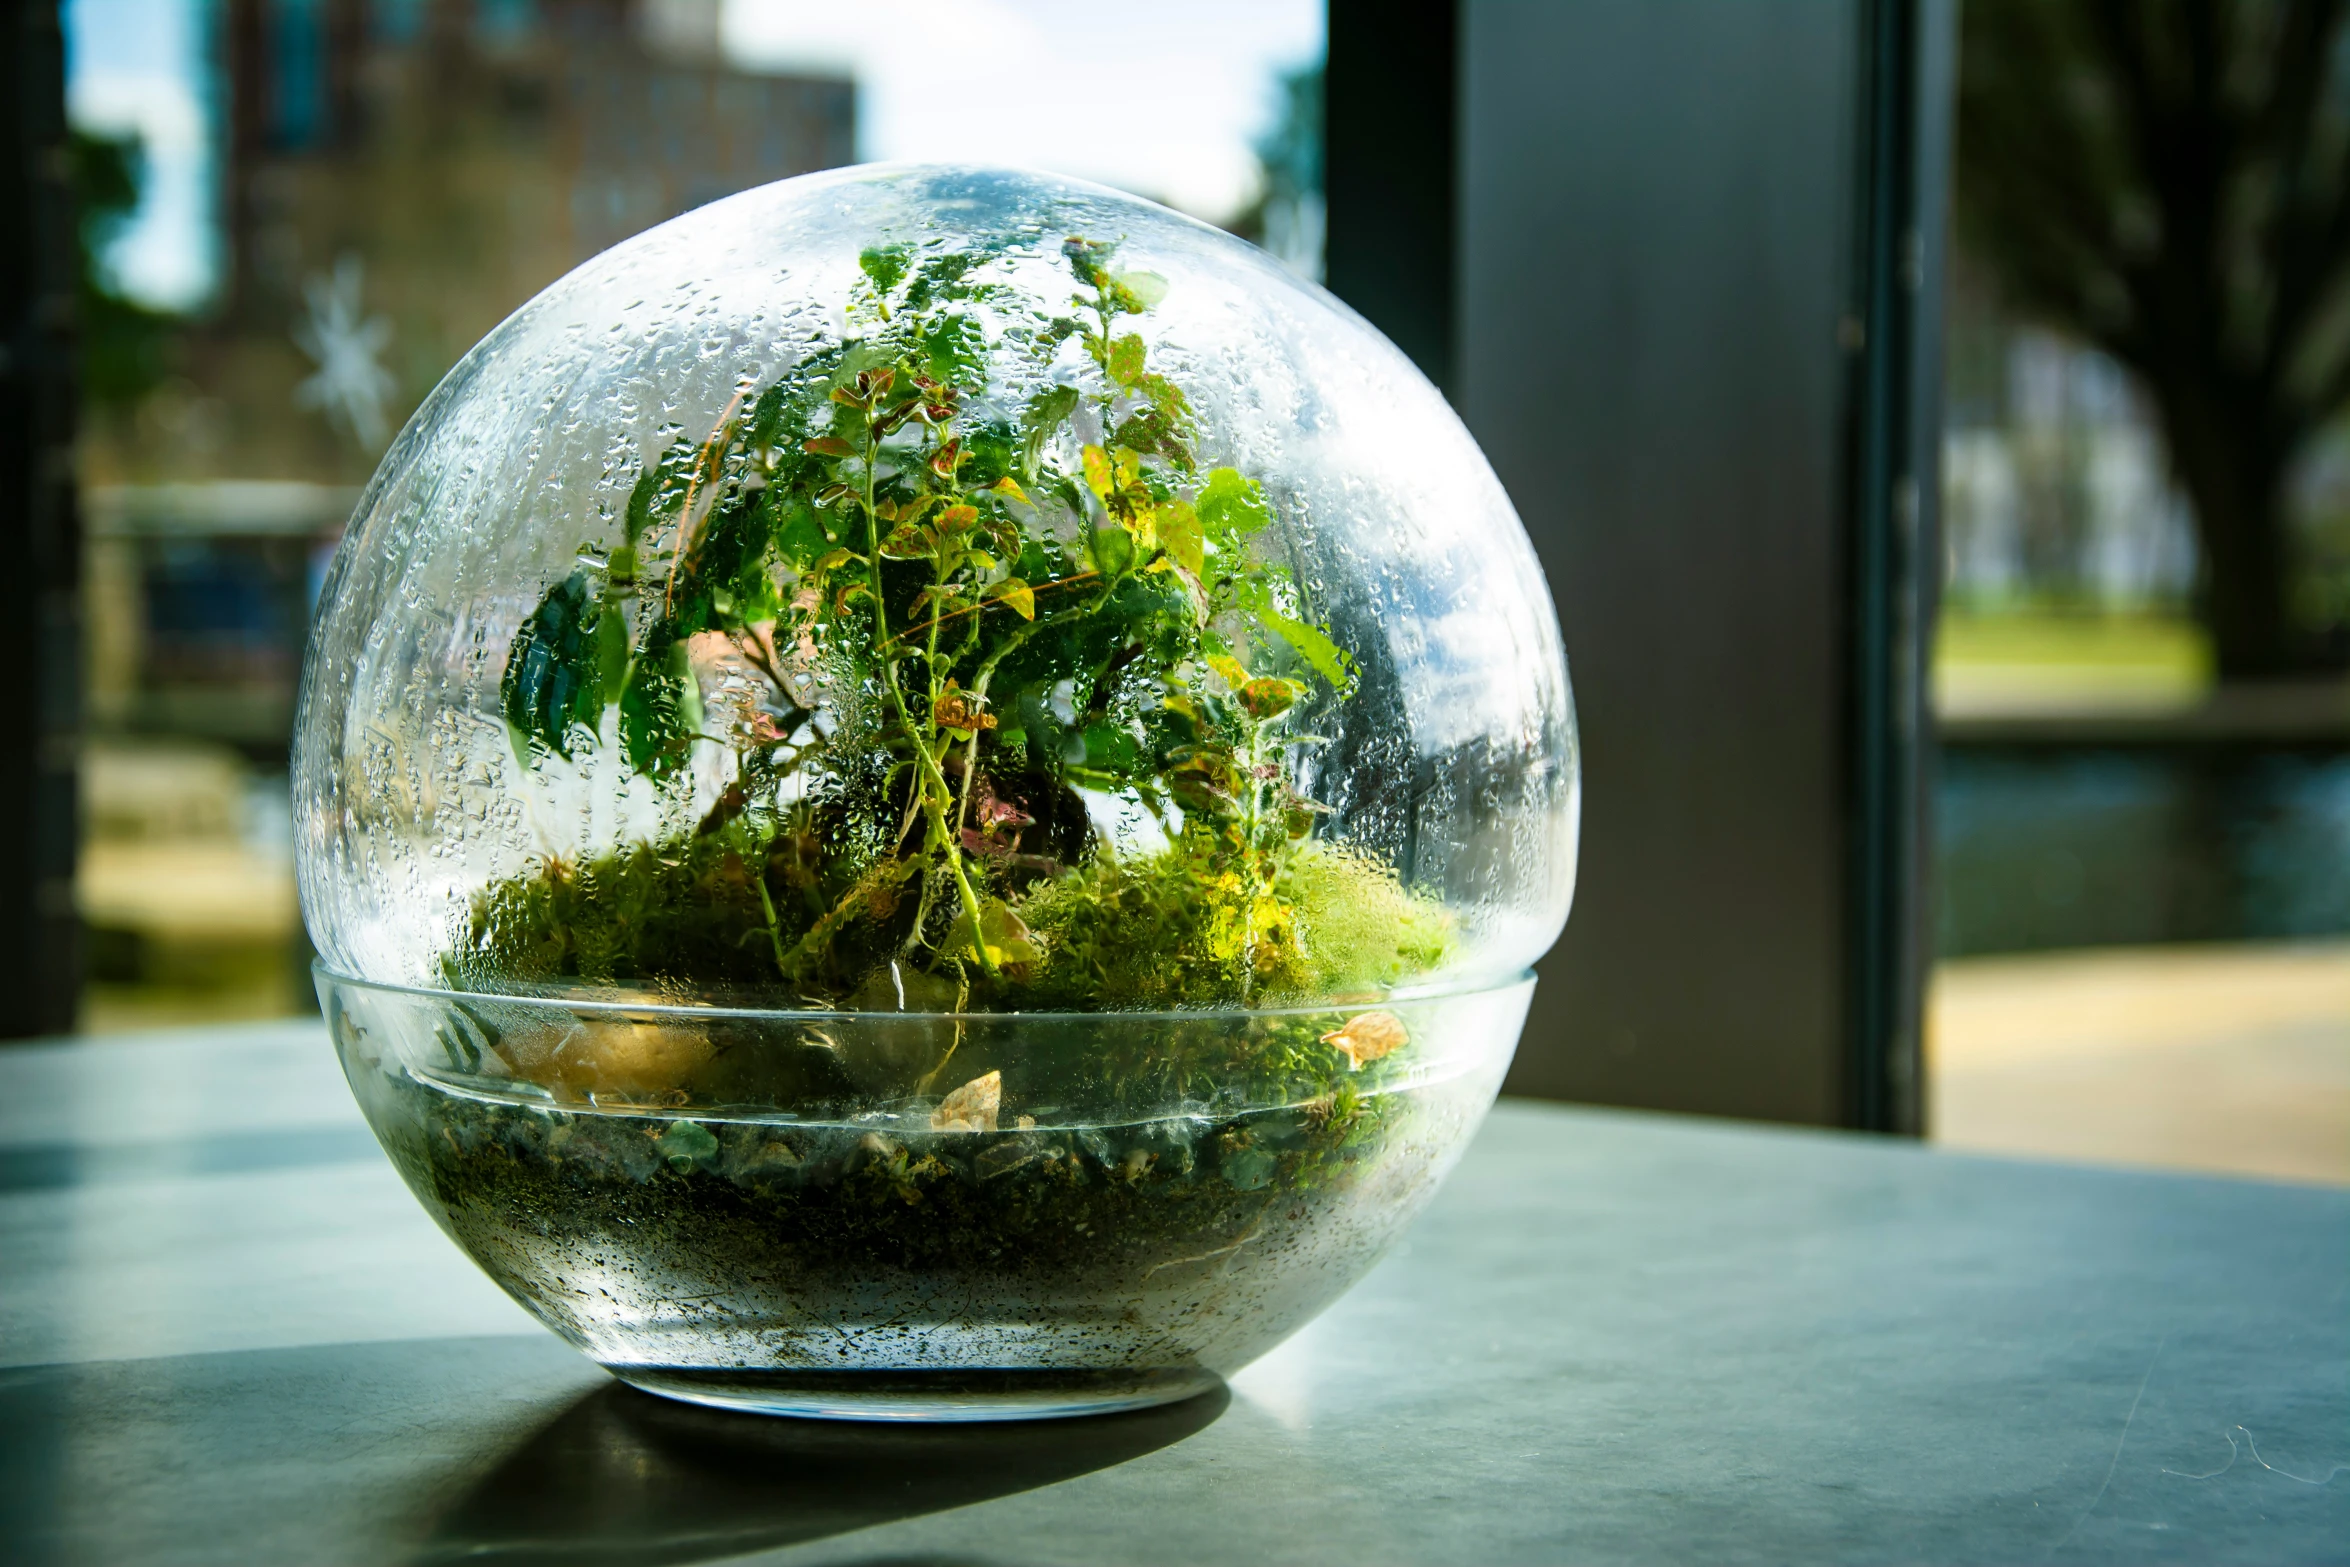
xmin=1957 ymin=0 xmax=2350 ymax=677
xmin=1257 ymin=60 xmax=1324 ymax=276
xmin=71 ymin=130 xmax=180 ymax=406
xmin=1230 ymin=60 xmax=1325 ymax=278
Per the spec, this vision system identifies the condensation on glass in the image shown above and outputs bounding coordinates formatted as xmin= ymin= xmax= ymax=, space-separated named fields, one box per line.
xmin=295 ymin=165 xmax=1577 ymax=1419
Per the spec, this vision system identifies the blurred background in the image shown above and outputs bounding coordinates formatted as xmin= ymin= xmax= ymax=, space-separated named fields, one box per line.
xmin=1928 ymin=3 xmax=2348 ymax=1184
xmin=16 ymin=0 xmax=2347 ymax=1184
xmin=51 ymin=0 xmax=1323 ymax=1031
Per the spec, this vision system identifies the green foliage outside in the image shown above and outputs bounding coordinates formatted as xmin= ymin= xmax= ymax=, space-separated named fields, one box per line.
xmin=1934 ymin=608 xmax=2214 ymax=713
xmin=72 ymin=130 xmax=180 ymax=406
xmin=1956 ymin=1 xmax=2350 ymax=677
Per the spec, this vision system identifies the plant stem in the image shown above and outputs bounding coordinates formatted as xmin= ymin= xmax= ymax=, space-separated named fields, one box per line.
xmin=861 ymin=414 xmax=996 ymax=976
xmin=751 ymin=849 xmax=789 ymax=979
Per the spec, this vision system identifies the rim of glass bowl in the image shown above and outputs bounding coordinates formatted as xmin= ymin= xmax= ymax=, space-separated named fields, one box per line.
xmin=312 ymin=961 xmax=1536 ymax=1024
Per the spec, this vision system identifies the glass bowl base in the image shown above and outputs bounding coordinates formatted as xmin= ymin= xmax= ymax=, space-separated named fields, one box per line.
xmin=607 ymin=1364 xmax=1224 ymax=1422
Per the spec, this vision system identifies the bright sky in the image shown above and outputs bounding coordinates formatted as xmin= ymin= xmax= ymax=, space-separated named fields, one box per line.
xmin=63 ymin=0 xmax=1323 ymax=311
xmin=720 ymin=0 xmax=1324 ymax=220
xmin=64 ymin=0 xmax=218 ymax=309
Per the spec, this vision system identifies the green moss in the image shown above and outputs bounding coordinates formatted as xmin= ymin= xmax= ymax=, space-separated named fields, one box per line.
xmin=449 ymin=825 xmax=1452 ymax=1015
xmin=1016 ymin=838 xmax=1453 ymax=1010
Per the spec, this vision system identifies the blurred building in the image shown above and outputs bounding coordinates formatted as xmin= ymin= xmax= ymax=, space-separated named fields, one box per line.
xmin=78 ymin=0 xmax=853 ymax=1027
xmin=92 ymin=0 xmax=853 ymax=488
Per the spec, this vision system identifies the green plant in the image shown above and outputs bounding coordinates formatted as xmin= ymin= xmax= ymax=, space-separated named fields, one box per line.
xmin=465 ymin=235 xmax=1440 ymax=1012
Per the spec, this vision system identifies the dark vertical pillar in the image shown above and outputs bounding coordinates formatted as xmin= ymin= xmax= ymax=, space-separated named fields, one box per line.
xmin=1324 ymin=0 xmax=1457 ymax=394
xmin=1327 ymin=0 xmax=1950 ymax=1129
xmin=226 ymin=0 xmax=269 ymax=318
xmin=1841 ymin=0 xmax=1950 ymax=1134
xmin=0 ymin=0 xmax=84 ymax=1038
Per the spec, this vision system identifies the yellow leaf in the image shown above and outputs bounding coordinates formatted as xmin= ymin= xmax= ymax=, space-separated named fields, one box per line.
xmin=1080 ymin=444 xmax=1114 ymax=499
xmin=1159 ymin=498 xmax=1204 ymax=577
xmin=991 ymin=578 xmax=1036 ymax=620
xmin=991 ymin=475 xmax=1030 ymax=505
xmin=1207 ymin=654 xmax=1250 ymax=689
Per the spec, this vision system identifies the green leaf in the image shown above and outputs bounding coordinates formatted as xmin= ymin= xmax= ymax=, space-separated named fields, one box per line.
xmin=878 ymin=523 xmax=932 ymax=560
xmin=918 ymin=312 xmax=983 ymax=384
xmin=904 ymin=250 xmax=981 ymax=311
xmin=1114 ymin=270 xmax=1169 ymax=309
xmin=952 ymin=418 xmax=1021 ymax=490
xmin=1257 ymin=607 xmax=1355 ymax=691
xmin=746 ymin=380 xmax=795 ymax=455
xmin=1106 ymin=333 xmax=1146 ymax=386
xmin=1196 ymin=467 xmax=1273 ymax=543
xmin=858 ymin=245 xmax=910 ymax=294
xmin=1062 ymin=235 xmax=1112 ymax=287
xmin=619 ymin=633 xmax=705 ymax=778
xmin=944 ymin=897 xmax=1042 ymax=968
xmin=501 ymin=570 xmax=609 ymax=762
xmin=1082 ymin=720 xmax=1140 ymax=776
xmin=624 ymin=442 xmax=700 ymax=547
xmin=664 ymin=488 xmax=766 ymax=637
xmin=769 ymin=493 xmax=837 ymax=570
xmin=1133 ymin=371 xmax=1189 ymax=415
xmin=1112 ymin=405 xmax=1193 ymax=472
xmin=1089 ymin=522 xmax=1135 ymax=576
xmin=1021 ymin=383 xmax=1081 ymax=477
xmin=1080 ymin=443 xmax=1116 ymax=499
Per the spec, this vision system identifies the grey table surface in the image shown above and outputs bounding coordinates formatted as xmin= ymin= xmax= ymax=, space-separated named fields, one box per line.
xmin=1 ymin=1023 xmax=2342 ymax=1567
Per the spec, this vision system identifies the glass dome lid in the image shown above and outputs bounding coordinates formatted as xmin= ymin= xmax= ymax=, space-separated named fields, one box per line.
xmin=295 ymin=163 xmax=1578 ymax=1012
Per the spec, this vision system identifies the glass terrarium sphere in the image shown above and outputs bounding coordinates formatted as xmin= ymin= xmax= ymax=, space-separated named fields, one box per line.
xmin=297 ymin=163 xmax=1576 ymax=997
xmin=296 ymin=164 xmax=1578 ymax=1419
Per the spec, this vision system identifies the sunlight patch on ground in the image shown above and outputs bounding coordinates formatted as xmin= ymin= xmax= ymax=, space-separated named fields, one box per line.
xmin=1928 ymin=940 xmax=2350 ymax=1186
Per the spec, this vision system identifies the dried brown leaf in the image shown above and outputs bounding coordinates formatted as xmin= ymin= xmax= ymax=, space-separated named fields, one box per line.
xmin=1320 ymin=1010 xmax=1408 ymax=1071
